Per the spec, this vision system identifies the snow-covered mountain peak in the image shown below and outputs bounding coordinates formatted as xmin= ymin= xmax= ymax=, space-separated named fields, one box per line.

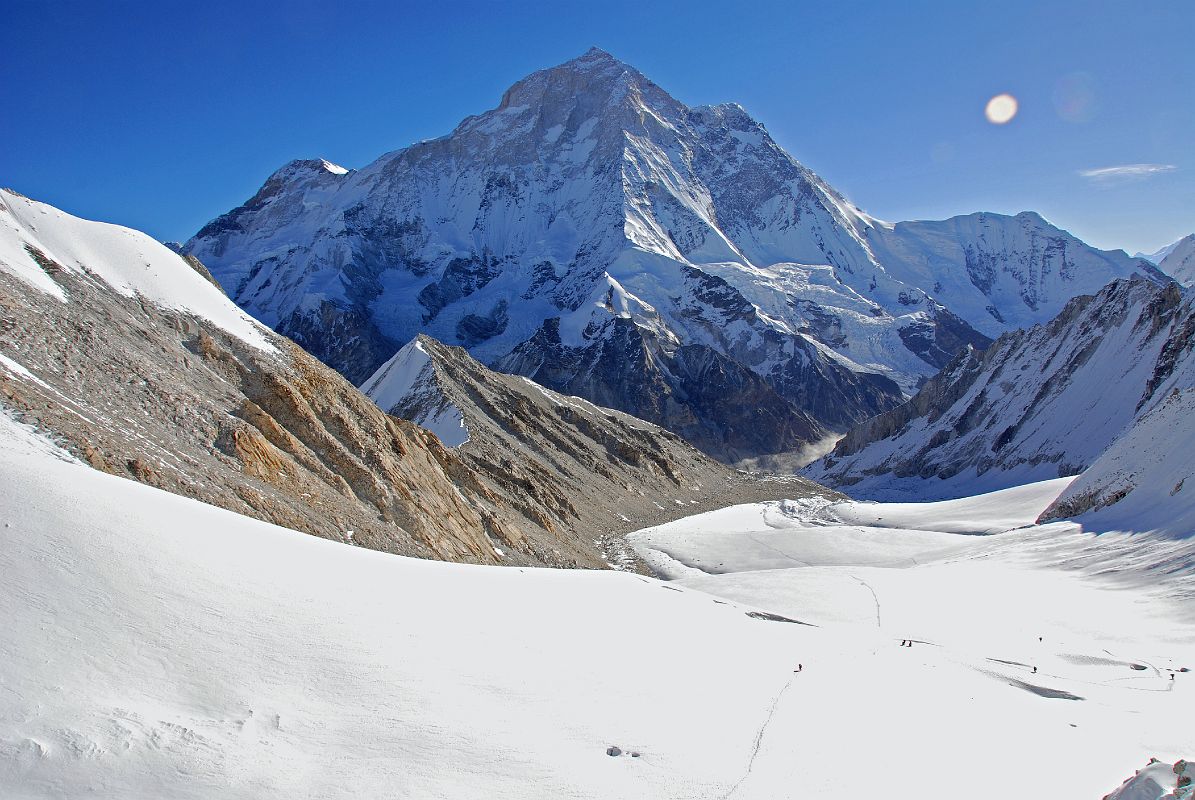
xmin=265 ymin=158 xmax=350 ymax=185
xmin=360 ymin=334 xmax=469 ymax=448
xmin=318 ymin=159 xmax=349 ymax=175
xmin=187 ymin=52 xmax=1160 ymax=460
xmin=691 ymin=101 xmax=752 ymax=123
xmin=502 ymin=46 xmax=652 ymax=103
xmin=446 ymin=46 xmax=692 ymax=172
xmin=520 ymin=46 xmax=632 ymax=83
xmin=575 ymin=45 xmax=619 ymax=66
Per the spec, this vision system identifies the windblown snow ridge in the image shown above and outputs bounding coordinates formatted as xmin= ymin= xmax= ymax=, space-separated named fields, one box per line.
xmin=1 ymin=188 xmax=274 ymax=351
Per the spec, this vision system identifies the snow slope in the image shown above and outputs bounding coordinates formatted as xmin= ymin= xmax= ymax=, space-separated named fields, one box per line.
xmin=1044 ymin=386 xmax=1195 ymax=537
xmin=805 ymin=278 xmax=1194 ymax=500
xmin=3 ymin=410 xmax=1191 ymax=798
xmin=629 ymin=480 xmax=1074 ymax=581
xmin=823 ymin=477 xmax=1074 ymax=534
xmin=0 ymin=420 xmax=807 ymax=799
xmin=1158 ymin=235 xmax=1195 ymax=287
xmin=0 ymin=188 xmax=274 ymax=352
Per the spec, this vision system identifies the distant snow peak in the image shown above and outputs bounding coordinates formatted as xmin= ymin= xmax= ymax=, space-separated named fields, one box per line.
xmin=574 ymin=46 xmax=618 ymax=67
xmin=1135 ymin=235 xmax=1188 ymax=265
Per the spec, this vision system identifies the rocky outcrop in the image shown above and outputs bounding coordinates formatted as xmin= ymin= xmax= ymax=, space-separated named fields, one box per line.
xmin=1102 ymin=758 xmax=1193 ymax=800
xmin=276 ymin=299 xmax=400 ymax=386
xmin=896 ymin=305 xmax=993 ymax=371
xmin=497 ymin=315 xmax=835 ymax=462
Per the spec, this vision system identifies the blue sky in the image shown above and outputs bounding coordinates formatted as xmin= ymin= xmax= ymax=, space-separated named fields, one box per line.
xmin=1 ymin=0 xmax=1191 ymax=254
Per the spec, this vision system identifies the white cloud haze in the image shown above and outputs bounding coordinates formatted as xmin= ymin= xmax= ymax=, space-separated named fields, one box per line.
xmin=1078 ymin=163 xmax=1177 ymax=183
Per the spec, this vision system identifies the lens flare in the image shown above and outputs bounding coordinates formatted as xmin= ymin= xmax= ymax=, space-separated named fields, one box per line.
xmin=984 ymin=93 xmax=1018 ymax=125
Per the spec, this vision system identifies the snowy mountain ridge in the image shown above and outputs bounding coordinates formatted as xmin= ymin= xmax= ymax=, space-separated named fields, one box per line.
xmin=804 ymin=276 xmax=1195 ymax=505
xmin=186 ymin=48 xmax=1160 ymax=461
xmin=1135 ymin=238 xmax=1186 ymax=264
xmin=1 ymin=188 xmax=273 ymax=351
xmin=360 ymin=332 xmax=831 ymax=559
xmin=1157 ymin=234 xmax=1195 ymax=287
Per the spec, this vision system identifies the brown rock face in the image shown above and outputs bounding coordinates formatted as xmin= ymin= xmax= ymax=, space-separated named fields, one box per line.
xmin=0 ymin=261 xmax=521 ymax=564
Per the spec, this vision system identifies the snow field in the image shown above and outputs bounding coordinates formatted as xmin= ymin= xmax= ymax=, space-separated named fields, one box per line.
xmin=1 ymin=378 xmax=1191 ymax=799
xmin=0 ymin=419 xmax=823 ymax=799
xmin=630 ymin=479 xmax=1195 ymax=798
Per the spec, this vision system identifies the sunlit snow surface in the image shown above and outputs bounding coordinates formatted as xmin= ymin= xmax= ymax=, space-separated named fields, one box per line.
xmin=631 ymin=480 xmax=1195 ymax=795
xmin=2 ymin=414 xmax=1191 ymax=798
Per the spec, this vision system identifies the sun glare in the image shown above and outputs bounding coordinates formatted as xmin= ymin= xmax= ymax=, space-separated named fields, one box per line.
xmin=984 ymin=93 xmax=1018 ymax=124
